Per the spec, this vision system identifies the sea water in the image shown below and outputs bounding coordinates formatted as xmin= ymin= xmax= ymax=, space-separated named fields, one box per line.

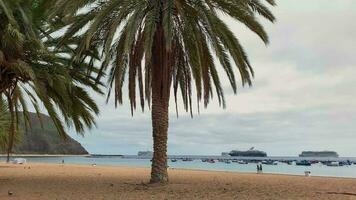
xmin=1 ymin=156 xmax=356 ymax=178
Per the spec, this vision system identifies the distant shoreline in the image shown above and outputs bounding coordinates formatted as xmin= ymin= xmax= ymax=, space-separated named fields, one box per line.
xmin=0 ymin=154 xmax=90 ymax=157
xmin=1 ymin=161 xmax=356 ymax=180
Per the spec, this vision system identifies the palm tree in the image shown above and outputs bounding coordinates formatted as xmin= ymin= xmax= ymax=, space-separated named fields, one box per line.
xmin=0 ymin=0 xmax=101 ymax=161
xmin=53 ymin=0 xmax=276 ymax=183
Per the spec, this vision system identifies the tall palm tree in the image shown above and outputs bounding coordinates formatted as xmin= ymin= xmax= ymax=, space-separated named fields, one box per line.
xmin=0 ymin=0 xmax=101 ymax=161
xmin=53 ymin=0 xmax=276 ymax=183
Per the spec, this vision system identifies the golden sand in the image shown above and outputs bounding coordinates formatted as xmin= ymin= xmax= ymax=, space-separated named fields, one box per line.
xmin=1 ymin=163 xmax=356 ymax=200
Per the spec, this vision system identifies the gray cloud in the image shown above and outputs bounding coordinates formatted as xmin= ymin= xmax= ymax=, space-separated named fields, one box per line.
xmin=70 ymin=0 xmax=356 ymax=157
xmin=72 ymin=107 xmax=356 ymax=156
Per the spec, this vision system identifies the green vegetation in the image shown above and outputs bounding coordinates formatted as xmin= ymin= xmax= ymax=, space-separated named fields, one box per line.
xmin=0 ymin=0 xmax=100 ymax=162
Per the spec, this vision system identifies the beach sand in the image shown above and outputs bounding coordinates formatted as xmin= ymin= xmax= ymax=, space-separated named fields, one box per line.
xmin=1 ymin=163 xmax=356 ymax=200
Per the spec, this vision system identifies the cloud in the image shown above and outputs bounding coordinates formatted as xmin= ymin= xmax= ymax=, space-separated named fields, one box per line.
xmin=72 ymin=107 xmax=356 ymax=156
xmin=69 ymin=0 xmax=356 ymax=157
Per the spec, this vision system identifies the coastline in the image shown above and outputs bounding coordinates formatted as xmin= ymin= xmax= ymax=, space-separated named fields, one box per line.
xmin=1 ymin=162 xmax=356 ymax=199
xmin=2 ymin=159 xmax=356 ymax=180
xmin=1 ymin=155 xmax=356 ymax=179
xmin=0 ymin=154 xmax=89 ymax=157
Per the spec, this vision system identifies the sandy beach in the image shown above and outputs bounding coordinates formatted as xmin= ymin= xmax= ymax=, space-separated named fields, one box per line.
xmin=1 ymin=163 xmax=356 ymax=200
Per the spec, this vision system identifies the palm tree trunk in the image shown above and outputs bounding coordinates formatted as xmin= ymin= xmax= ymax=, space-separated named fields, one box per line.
xmin=6 ymin=94 xmax=15 ymax=163
xmin=150 ymin=22 xmax=172 ymax=184
xmin=150 ymin=90 xmax=169 ymax=183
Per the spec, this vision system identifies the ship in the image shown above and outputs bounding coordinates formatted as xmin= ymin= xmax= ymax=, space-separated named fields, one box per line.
xmin=228 ymin=147 xmax=267 ymax=157
xmin=221 ymin=152 xmax=230 ymax=156
xmin=299 ymin=151 xmax=339 ymax=158
xmin=137 ymin=151 xmax=153 ymax=157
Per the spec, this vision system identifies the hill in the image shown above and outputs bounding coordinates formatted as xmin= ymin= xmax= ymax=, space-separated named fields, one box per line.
xmin=8 ymin=112 xmax=89 ymax=155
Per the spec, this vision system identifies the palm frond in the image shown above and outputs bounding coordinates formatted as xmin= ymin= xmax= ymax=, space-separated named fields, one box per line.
xmin=52 ymin=0 xmax=276 ymax=115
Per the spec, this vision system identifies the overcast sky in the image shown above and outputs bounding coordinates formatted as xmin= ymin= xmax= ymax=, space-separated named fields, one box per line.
xmin=69 ymin=0 xmax=356 ymax=157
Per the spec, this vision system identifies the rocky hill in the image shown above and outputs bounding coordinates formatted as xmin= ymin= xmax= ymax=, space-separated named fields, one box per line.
xmin=9 ymin=112 xmax=88 ymax=155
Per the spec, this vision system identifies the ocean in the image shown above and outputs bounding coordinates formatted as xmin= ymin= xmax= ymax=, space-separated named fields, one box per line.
xmin=1 ymin=155 xmax=356 ymax=178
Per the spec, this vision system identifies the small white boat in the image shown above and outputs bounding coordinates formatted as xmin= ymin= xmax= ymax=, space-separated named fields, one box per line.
xmin=207 ymin=159 xmax=215 ymax=163
xmin=12 ymin=158 xmax=27 ymax=164
xmin=237 ymin=160 xmax=248 ymax=164
xmin=327 ymin=161 xmax=340 ymax=167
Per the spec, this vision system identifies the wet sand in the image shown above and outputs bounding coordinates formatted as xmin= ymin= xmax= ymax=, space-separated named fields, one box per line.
xmin=1 ymin=163 xmax=356 ymax=200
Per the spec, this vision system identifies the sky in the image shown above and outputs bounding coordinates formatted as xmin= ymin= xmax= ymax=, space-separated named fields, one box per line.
xmin=69 ymin=0 xmax=356 ymax=157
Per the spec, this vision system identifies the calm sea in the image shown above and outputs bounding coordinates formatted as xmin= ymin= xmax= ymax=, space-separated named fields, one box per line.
xmin=1 ymin=155 xmax=356 ymax=178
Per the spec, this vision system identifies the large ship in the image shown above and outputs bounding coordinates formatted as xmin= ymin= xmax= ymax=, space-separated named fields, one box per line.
xmin=299 ymin=151 xmax=339 ymax=158
xmin=228 ymin=147 xmax=267 ymax=157
xmin=137 ymin=151 xmax=153 ymax=157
